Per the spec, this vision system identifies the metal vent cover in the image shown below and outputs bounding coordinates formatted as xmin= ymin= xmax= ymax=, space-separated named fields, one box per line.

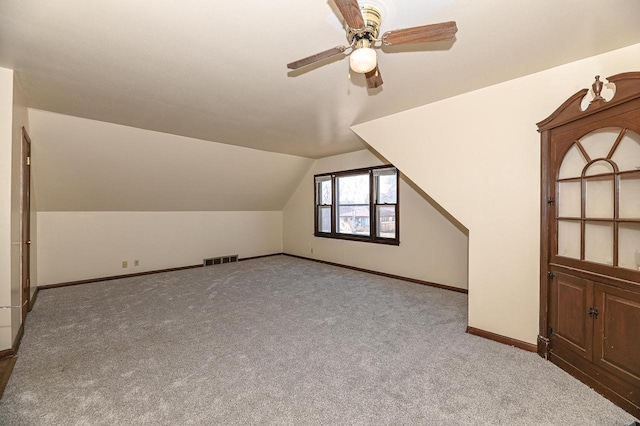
xmin=203 ymin=255 xmax=239 ymax=266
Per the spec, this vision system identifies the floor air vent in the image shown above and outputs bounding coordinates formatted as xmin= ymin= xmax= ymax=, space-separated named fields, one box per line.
xmin=203 ymin=255 xmax=238 ymax=266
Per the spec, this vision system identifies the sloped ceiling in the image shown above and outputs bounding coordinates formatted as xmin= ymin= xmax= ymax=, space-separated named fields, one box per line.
xmin=2 ymin=1 xmax=640 ymax=159
xmin=28 ymin=110 xmax=313 ymax=212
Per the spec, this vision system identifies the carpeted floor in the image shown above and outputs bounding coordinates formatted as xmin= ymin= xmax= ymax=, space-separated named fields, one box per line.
xmin=0 ymin=255 xmax=636 ymax=425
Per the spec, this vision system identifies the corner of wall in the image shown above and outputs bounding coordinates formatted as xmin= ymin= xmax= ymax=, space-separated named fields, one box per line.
xmin=0 ymin=67 xmax=15 ymax=350
xmin=282 ymin=149 xmax=469 ymax=289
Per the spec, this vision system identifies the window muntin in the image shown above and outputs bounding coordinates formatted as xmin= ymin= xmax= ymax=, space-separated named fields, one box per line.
xmin=314 ymin=165 xmax=399 ymax=245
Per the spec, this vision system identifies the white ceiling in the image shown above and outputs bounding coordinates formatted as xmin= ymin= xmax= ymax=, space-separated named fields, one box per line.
xmin=2 ymin=0 xmax=640 ymax=158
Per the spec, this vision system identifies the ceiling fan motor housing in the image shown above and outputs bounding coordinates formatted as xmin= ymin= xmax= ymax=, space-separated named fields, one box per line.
xmin=346 ymin=6 xmax=382 ymax=45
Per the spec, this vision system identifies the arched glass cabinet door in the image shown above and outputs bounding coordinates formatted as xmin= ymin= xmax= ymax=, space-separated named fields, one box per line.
xmin=556 ymin=127 xmax=640 ymax=272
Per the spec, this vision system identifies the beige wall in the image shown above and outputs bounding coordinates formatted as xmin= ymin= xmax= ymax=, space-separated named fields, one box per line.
xmin=283 ymin=150 xmax=468 ymax=289
xmin=353 ymin=43 xmax=640 ymax=344
xmin=0 ymin=67 xmax=14 ymax=348
xmin=37 ymin=211 xmax=283 ymax=285
xmin=27 ymin=110 xmax=313 ymax=286
xmin=0 ymin=68 xmax=30 ymax=350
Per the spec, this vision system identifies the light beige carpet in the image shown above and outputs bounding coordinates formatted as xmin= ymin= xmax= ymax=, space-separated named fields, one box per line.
xmin=0 ymin=256 xmax=636 ymax=425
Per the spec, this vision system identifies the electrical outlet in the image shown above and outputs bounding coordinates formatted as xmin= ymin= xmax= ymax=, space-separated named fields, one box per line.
xmin=134 ymin=260 xmax=139 ymax=267
xmin=310 ymin=248 xmax=314 ymax=254
xmin=122 ymin=261 xmax=128 ymax=268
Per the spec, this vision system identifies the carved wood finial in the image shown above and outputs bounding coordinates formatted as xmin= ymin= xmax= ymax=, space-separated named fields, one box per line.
xmin=591 ymin=75 xmax=605 ymax=103
xmin=538 ymin=72 xmax=640 ymax=131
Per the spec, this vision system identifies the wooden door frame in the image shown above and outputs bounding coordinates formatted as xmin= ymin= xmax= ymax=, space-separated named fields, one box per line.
xmin=20 ymin=127 xmax=31 ymax=322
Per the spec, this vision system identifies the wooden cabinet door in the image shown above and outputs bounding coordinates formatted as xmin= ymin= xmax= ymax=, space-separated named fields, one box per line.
xmin=593 ymin=284 xmax=640 ymax=391
xmin=550 ymin=271 xmax=594 ymax=361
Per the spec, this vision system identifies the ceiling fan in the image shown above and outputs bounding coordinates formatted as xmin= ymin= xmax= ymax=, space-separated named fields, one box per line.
xmin=286 ymin=0 xmax=458 ymax=89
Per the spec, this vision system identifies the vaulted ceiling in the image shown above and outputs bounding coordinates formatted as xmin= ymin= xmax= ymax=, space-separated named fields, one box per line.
xmin=2 ymin=1 xmax=640 ymax=158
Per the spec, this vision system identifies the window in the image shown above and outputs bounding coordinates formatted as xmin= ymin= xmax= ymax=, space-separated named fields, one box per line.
xmin=314 ymin=165 xmax=399 ymax=245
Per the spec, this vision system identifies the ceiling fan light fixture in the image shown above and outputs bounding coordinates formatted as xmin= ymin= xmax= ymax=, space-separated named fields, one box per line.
xmin=286 ymin=0 xmax=458 ymax=88
xmin=350 ymin=45 xmax=377 ymax=74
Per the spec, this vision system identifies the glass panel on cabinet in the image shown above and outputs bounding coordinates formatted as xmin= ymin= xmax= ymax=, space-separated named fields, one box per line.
xmin=610 ymin=130 xmax=640 ymax=172
xmin=579 ymin=128 xmax=621 ymax=161
xmin=620 ymin=173 xmax=640 ymax=219
xmin=558 ymin=144 xmax=587 ymax=180
xmin=558 ymin=181 xmax=581 ymax=218
xmin=585 ymin=175 xmax=614 ymax=218
xmin=584 ymin=221 xmax=613 ymax=265
xmin=558 ymin=220 xmax=580 ymax=259
xmin=584 ymin=159 xmax=614 ymax=177
xmin=618 ymin=223 xmax=640 ymax=271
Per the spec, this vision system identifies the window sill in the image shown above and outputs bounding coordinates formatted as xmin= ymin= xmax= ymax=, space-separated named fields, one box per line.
xmin=314 ymin=233 xmax=400 ymax=246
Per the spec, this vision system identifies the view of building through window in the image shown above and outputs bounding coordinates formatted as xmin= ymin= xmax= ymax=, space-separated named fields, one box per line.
xmin=314 ymin=166 xmax=399 ymax=245
xmin=338 ymin=173 xmax=370 ymax=236
xmin=375 ymin=169 xmax=397 ymax=239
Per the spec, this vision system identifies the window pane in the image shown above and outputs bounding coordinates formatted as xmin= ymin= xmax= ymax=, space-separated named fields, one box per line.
xmin=338 ymin=174 xmax=369 ymax=204
xmin=315 ymin=176 xmax=332 ymax=205
xmin=377 ymin=206 xmax=396 ymax=238
xmin=318 ymin=206 xmax=331 ymax=233
xmin=320 ymin=180 xmax=331 ymax=205
xmin=338 ymin=205 xmax=370 ymax=235
xmin=377 ymin=174 xmax=397 ymax=204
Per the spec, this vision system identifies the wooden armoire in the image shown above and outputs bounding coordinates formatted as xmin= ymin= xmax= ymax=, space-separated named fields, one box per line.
xmin=538 ymin=73 xmax=640 ymax=417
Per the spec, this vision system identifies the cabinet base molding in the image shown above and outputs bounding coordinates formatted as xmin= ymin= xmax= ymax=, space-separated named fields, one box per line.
xmin=536 ymin=335 xmax=550 ymax=359
xmin=550 ymin=352 xmax=640 ymax=419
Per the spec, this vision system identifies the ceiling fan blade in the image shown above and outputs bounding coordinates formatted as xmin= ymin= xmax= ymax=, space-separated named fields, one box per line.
xmin=365 ymin=66 xmax=383 ymax=89
xmin=382 ymin=21 xmax=458 ymax=45
xmin=287 ymin=46 xmax=347 ymax=70
xmin=334 ymin=0 xmax=365 ymax=30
